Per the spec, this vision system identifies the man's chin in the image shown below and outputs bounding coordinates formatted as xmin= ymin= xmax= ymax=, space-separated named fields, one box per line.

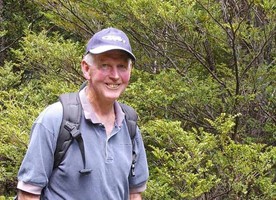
xmin=102 ymin=88 xmax=126 ymax=101
xmin=104 ymin=94 xmax=121 ymax=102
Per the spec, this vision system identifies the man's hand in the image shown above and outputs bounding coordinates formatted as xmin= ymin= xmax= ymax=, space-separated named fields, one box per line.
xmin=17 ymin=190 xmax=40 ymax=200
xmin=129 ymin=193 xmax=142 ymax=200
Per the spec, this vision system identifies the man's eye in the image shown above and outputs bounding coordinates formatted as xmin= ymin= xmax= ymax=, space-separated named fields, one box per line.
xmin=118 ymin=65 xmax=128 ymax=70
xmin=101 ymin=64 xmax=109 ymax=69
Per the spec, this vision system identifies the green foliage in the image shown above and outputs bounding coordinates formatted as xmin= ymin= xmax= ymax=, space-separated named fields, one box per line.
xmin=0 ymin=0 xmax=45 ymax=63
xmin=0 ymin=31 xmax=82 ymax=196
xmin=142 ymin=115 xmax=276 ymax=199
xmin=0 ymin=62 xmax=22 ymax=90
xmin=12 ymin=30 xmax=84 ymax=84
xmin=143 ymin=119 xmax=219 ymax=199
xmin=1 ymin=0 xmax=275 ymax=199
xmin=124 ymin=69 xmax=189 ymax=120
xmin=0 ymin=196 xmax=13 ymax=200
xmin=125 ymin=68 xmax=230 ymax=133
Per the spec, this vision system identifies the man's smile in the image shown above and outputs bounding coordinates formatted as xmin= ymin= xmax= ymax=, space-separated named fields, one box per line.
xmin=106 ymin=83 xmax=120 ymax=89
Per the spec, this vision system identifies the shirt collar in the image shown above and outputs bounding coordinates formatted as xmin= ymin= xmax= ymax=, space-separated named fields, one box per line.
xmin=79 ymin=87 xmax=125 ymax=126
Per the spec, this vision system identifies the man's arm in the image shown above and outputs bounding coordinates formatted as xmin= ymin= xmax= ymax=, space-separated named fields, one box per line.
xmin=129 ymin=193 xmax=142 ymax=200
xmin=17 ymin=190 xmax=40 ymax=200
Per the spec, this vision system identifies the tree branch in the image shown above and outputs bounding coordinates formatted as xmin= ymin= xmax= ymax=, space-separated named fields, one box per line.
xmin=241 ymin=28 xmax=276 ymax=79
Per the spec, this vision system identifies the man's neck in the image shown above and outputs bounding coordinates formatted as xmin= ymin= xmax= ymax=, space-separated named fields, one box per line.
xmin=85 ymin=88 xmax=116 ymax=136
xmin=86 ymin=88 xmax=114 ymax=114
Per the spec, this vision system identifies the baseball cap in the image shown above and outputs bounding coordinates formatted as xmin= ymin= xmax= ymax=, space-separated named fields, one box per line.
xmin=85 ymin=27 xmax=136 ymax=61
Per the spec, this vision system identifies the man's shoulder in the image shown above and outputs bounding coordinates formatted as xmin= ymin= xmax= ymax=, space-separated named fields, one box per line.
xmin=35 ymin=102 xmax=63 ymax=126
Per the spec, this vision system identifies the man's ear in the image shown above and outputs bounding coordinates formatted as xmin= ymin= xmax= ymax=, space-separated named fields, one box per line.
xmin=81 ymin=60 xmax=91 ymax=80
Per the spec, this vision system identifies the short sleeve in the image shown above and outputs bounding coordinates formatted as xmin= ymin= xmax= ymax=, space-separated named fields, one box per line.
xmin=128 ymin=127 xmax=149 ymax=192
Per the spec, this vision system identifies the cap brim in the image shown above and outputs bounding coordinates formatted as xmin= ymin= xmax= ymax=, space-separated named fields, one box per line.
xmin=89 ymin=45 xmax=136 ymax=61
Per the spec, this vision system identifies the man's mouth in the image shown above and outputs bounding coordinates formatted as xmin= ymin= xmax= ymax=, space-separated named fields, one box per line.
xmin=106 ymin=84 xmax=120 ymax=89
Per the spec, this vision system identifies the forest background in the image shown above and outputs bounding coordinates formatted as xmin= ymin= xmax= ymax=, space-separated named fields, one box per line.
xmin=0 ymin=0 xmax=275 ymax=199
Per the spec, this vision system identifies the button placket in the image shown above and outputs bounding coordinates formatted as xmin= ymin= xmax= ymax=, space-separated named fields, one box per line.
xmin=105 ymin=126 xmax=120 ymax=163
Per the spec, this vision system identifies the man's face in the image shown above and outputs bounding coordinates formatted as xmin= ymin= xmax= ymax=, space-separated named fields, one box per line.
xmin=85 ymin=50 xmax=132 ymax=103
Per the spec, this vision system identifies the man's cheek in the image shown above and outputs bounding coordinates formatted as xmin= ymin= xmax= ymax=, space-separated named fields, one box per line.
xmin=121 ymin=73 xmax=131 ymax=83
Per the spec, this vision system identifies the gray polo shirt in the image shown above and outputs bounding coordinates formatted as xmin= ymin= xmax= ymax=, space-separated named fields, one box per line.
xmin=17 ymin=88 xmax=149 ymax=200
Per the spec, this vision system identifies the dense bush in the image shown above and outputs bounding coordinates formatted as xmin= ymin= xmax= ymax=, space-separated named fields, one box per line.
xmin=0 ymin=0 xmax=275 ymax=199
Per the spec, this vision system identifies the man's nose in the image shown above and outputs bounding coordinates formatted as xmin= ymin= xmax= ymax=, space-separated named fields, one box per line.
xmin=109 ymin=66 xmax=120 ymax=79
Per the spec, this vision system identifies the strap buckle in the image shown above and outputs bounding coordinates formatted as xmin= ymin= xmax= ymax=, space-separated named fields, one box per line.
xmin=64 ymin=122 xmax=81 ymax=138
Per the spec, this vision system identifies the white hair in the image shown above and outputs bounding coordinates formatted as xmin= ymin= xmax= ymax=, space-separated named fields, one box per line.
xmin=83 ymin=53 xmax=94 ymax=66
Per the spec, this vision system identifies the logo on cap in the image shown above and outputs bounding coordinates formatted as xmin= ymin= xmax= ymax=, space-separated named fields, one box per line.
xmin=102 ymin=35 xmax=126 ymax=43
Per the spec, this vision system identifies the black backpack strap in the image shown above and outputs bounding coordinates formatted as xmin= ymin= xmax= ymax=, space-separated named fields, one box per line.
xmin=54 ymin=92 xmax=137 ymax=176
xmin=120 ymin=103 xmax=138 ymax=177
xmin=54 ymin=92 xmax=92 ymax=174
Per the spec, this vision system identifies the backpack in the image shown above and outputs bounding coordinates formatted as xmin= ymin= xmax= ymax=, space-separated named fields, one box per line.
xmin=53 ymin=92 xmax=138 ymax=176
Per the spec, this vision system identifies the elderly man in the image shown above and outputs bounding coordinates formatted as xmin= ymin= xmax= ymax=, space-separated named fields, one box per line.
xmin=16 ymin=27 xmax=149 ymax=200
